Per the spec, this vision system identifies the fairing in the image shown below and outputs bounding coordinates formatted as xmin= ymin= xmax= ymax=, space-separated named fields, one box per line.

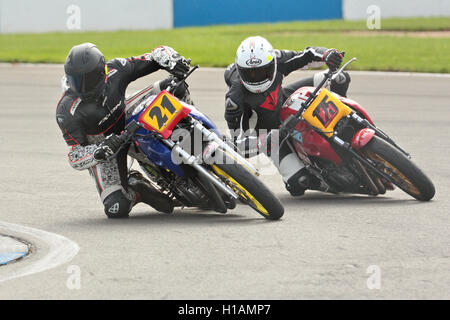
xmin=280 ymin=86 xmax=376 ymax=165
xmin=126 ymin=92 xmax=220 ymax=176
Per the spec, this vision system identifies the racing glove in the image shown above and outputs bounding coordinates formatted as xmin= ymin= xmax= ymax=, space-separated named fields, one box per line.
xmin=93 ymin=134 xmax=123 ymax=161
xmin=323 ymin=49 xmax=343 ymax=71
xmin=151 ymin=46 xmax=190 ymax=78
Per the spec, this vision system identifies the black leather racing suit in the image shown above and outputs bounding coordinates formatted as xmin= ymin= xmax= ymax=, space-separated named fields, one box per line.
xmin=224 ymin=47 xmax=351 ymax=193
xmin=56 ymin=52 xmax=186 ymax=216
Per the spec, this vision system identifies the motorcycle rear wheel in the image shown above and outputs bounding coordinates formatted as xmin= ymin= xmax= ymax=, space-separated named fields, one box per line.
xmin=363 ymin=136 xmax=435 ymax=201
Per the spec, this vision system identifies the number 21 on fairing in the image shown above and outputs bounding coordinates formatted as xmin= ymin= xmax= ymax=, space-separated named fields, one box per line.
xmin=148 ymin=95 xmax=177 ymax=128
xmin=138 ymin=90 xmax=190 ymax=139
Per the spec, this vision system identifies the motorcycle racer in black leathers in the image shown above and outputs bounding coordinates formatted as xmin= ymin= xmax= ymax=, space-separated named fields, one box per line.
xmin=56 ymin=43 xmax=191 ymax=218
xmin=224 ymin=36 xmax=351 ymax=196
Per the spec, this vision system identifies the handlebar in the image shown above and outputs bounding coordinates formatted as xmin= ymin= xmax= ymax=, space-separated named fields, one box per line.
xmin=331 ymin=57 xmax=356 ymax=82
xmin=167 ymin=63 xmax=200 ymax=94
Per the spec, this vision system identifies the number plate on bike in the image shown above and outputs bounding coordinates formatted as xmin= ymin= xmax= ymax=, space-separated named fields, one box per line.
xmin=138 ymin=90 xmax=191 ymax=139
xmin=302 ymin=88 xmax=352 ymax=138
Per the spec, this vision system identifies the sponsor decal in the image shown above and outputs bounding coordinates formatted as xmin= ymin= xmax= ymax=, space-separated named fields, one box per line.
xmin=292 ymin=131 xmax=303 ymax=144
xmin=108 ymin=202 xmax=120 ymax=214
xmin=225 ymin=97 xmax=238 ymax=111
xmin=98 ymin=101 xmax=122 ymax=125
xmin=70 ymin=98 xmax=82 ymax=116
xmin=260 ymin=84 xmax=280 ymax=111
xmin=245 ymin=57 xmax=262 ymax=67
xmin=107 ymin=69 xmax=118 ymax=77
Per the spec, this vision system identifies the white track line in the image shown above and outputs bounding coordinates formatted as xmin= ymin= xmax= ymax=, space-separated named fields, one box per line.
xmin=0 ymin=221 xmax=79 ymax=283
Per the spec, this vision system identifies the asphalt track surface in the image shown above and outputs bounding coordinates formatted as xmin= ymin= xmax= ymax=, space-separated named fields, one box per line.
xmin=0 ymin=64 xmax=449 ymax=299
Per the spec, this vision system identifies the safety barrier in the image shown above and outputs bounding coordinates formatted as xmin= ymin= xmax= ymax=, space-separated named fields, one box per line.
xmin=0 ymin=0 xmax=448 ymax=33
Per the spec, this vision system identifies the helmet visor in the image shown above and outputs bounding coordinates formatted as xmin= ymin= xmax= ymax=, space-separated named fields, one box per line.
xmin=237 ymin=60 xmax=275 ymax=84
xmin=67 ymin=74 xmax=83 ymax=94
xmin=67 ymin=60 xmax=106 ymax=95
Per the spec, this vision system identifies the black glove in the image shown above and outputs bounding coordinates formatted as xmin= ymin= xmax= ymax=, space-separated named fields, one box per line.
xmin=151 ymin=46 xmax=190 ymax=78
xmin=323 ymin=49 xmax=343 ymax=71
xmin=93 ymin=134 xmax=122 ymax=161
xmin=170 ymin=56 xmax=190 ymax=79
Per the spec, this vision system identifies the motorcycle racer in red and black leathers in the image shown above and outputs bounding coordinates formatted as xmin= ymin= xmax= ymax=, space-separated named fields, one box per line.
xmin=224 ymin=36 xmax=350 ymax=196
xmin=56 ymin=43 xmax=192 ymax=218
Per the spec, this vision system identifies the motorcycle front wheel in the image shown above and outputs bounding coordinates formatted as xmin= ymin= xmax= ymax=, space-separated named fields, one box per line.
xmin=362 ymin=136 xmax=435 ymax=201
xmin=211 ymin=163 xmax=284 ymax=220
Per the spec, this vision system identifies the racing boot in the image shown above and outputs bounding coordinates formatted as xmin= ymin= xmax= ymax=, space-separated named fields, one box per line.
xmin=285 ymin=168 xmax=308 ymax=196
xmin=128 ymin=170 xmax=174 ymax=213
xmin=285 ymin=168 xmax=324 ymax=196
xmin=277 ymin=151 xmax=309 ymax=196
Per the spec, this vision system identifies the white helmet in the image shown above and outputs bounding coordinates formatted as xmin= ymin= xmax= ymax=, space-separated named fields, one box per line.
xmin=235 ymin=36 xmax=277 ymax=93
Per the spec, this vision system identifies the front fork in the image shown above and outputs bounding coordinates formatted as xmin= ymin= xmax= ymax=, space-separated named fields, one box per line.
xmin=331 ymin=132 xmax=398 ymax=187
xmin=161 ymin=138 xmax=239 ymax=200
xmin=191 ymin=120 xmax=260 ymax=176
xmin=162 ymin=119 xmax=265 ymax=200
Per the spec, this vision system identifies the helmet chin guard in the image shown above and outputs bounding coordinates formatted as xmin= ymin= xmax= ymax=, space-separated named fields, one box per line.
xmin=241 ymin=63 xmax=277 ymax=93
xmin=235 ymin=36 xmax=277 ymax=93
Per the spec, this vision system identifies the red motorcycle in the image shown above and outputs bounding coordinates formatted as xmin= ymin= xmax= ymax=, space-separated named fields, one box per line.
xmin=279 ymin=58 xmax=435 ymax=201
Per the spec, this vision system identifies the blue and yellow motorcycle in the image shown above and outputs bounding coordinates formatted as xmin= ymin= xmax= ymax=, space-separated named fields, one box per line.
xmin=116 ymin=66 xmax=283 ymax=220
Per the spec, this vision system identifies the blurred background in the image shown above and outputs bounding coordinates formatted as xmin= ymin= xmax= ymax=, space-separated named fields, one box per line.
xmin=0 ymin=0 xmax=449 ymax=72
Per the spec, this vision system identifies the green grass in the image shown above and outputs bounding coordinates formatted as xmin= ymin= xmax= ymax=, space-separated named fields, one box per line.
xmin=1 ymin=18 xmax=449 ymax=72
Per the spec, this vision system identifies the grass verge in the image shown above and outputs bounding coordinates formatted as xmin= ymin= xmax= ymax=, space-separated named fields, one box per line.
xmin=0 ymin=18 xmax=449 ymax=72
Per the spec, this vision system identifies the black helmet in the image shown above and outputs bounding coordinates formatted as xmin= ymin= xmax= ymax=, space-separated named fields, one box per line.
xmin=64 ymin=43 xmax=107 ymax=101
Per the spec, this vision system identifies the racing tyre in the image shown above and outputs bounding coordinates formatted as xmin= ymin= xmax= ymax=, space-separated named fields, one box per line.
xmin=211 ymin=162 xmax=284 ymax=220
xmin=363 ymin=136 xmax=435 ymax=201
